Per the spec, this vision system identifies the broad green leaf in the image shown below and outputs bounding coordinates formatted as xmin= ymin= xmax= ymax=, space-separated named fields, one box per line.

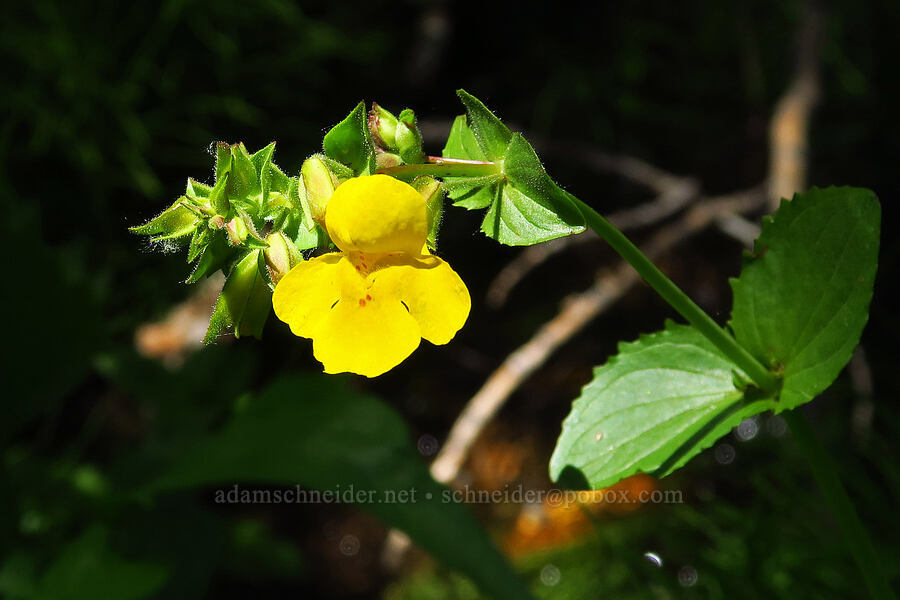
xmin=502 ymin=134 xmax=585 ymax=233
xmin=150 ymin=375 xmax=535 ymax=600
xmin=443 ymin=100 xmax=585 ymax=245
xmin=729 ymin=186 xmax=880 ymax=409
xmin=38 ymin=526 xmax=168 ymax=600
xmin=456 ymin=89 xmax=511 ymax=160
xmin=442 ymin=115 xmax=487 ymax=162
xmin=323 ymin=101 xmax=375 ymax=175
xmin=550 ymin=322 xmax=776 ymax=489
xmin=129 ymin=199 xmax=199 ymax=241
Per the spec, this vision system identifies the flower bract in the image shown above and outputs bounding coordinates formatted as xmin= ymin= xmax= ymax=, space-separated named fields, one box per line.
xmin=273 ymin=174 xmax=470 ymax=377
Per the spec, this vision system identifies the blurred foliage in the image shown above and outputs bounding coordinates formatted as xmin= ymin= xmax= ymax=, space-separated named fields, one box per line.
xmin=1 ymin=0 xmax=898 ymax=597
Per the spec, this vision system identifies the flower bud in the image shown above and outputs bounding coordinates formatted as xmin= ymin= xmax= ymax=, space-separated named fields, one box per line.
xmin=225 ymin=216 xmax=249 ymax=245
xmin=375 ymin=151 xmax=403 ymax=170
xmin=395 ymin=109 xmax=426 ymax=164
xmin=263 ymin=231 xmax=301 ymax=285
xmin=368 ymin=103 xmax=400 ymax=150
xmin=301 ymin=155 xmax=338 ymax=223
xmin=218 ymin=250 xmax=271 ymax=339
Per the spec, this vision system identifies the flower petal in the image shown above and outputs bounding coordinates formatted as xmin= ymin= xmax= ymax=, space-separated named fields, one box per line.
xmin=326 ymin=175 xmax=427 ymax=255
xmin=374 ymin=254 xmax=471 ymax=345
xmin=312 ymin=293 xmax=421 ymax=377
xmin=272 ymin=253 xmax=357 ymax=338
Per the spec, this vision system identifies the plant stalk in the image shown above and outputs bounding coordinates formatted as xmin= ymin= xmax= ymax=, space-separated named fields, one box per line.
xmin=784 ymin=411 xmax=895 ymax=600
xmin=568 ymin=194 xmax=779 ymax=394
xmin=377 ymin=157 xmax=500 ymax=179
xmin=379 ymin=160 xmax=776 ymax=393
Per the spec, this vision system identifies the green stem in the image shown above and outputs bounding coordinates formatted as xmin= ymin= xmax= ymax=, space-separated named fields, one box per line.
xmin=784 ymin=411 xmax=895 ymax=600
xmin=377 ymin=157 xmax=501 ymax=180
xmin=382 ymin=160 xmax=776 ymax=392
xmin=569 ymin=195 xmax=779 ymax=394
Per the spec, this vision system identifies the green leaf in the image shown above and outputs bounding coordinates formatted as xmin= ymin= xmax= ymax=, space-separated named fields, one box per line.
xmin=456 ymin=89 xmax=511 ymax=160
xmin=549 ymin=322 xmax=776 ymax=489
xmin=443 ymin=104 xmax=585 ymax=246
xmin=323 ymin=101 xmax=375 ymax=175
xmin=442 ymin=115 xmax=496 ymax=210
xmin=729 ymin=186 xmax=880 ymax=409
xmin=129 ymin=199 xmax=199 ymax=240
xmin=501 ymin=134 xmax=585 ymax=233
xmin=38 ymin=526 xmax=168 ymax=600
xmin=150 ymin=375 xmax=535 ymax=600
xmin=443 ymin=115 xmax=488 ymax=162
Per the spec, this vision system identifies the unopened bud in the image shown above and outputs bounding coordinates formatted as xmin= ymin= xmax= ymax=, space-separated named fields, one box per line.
xmin=301 ymin=155 xmax=338 ymax=223
xmin=264 ymin=231 xmax=301 ymax=285
xmin=375 ymin=151 xmax=403 ymax=169
xmin=225 ymin=216 xmax=248 ymax=245
xmin=369 ymin=103 xmax=400 ymax=150
xmin=220 ymin=250 xmax=271 ymax=339
xmin=396 ymin=109 xmax=426 ymax=164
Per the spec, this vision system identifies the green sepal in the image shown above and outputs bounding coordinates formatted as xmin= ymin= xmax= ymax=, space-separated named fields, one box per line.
xmin=187 ymin=226 xmax=210 ymax=263
xmin=288 ymin=175 xmax=315 ymax=232
xmin=208 ymin=168 xmax=230 ymax=216
xmin=456 ymin=89 xmax=512 ymax=161
xmin=227 ymin=143 xmax=261 ymax=209
xmin=412 ymin=176 xmax=444 ymax=250
xmin=263 ymin=231 xmax=302 ymax=288
xmin=396 ymin=108 xmax=427 ymax=164
xmin=250 ymin=141 xmax=276 ymax=205
xmin=204 ymin=249 xmax=271 ymax=342
xmin=186 ymin=235 xmax=232 ymax=283
xmin=369 ymin=103 xmax=399 ymax=149
xmin=267 ymin=162 xmax=292 ymax=198
xmin=186 ymin=178 xmax=213 ymax=199
xmin=323 ymin=101 xmax=376 ymax=175
xmin=322 ymin=157 xmax=354 ymax=181
xmin=215 ymin=142 xmax=232 ymax=183
xmin=130 ymin=198 xmax=200 ymax=241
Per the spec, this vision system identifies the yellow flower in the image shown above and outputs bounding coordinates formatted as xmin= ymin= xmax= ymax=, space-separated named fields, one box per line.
xmin=273 ymin=174 xmax=471 ymax=377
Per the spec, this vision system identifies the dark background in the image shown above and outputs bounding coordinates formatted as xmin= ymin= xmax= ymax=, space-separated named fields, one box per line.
xmin=2 ymin=0 xmax=898 ymax=598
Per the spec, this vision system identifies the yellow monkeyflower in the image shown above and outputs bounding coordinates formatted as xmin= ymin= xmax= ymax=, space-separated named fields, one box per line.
xmin=273 ymin=174 xmax=470 ymax=377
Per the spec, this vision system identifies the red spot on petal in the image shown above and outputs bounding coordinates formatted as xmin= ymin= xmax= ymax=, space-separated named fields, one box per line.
xmin=366 ymin=294 xmax=372 ymax=301
xmin=359 ymin=299 xmax=366 ymax=307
